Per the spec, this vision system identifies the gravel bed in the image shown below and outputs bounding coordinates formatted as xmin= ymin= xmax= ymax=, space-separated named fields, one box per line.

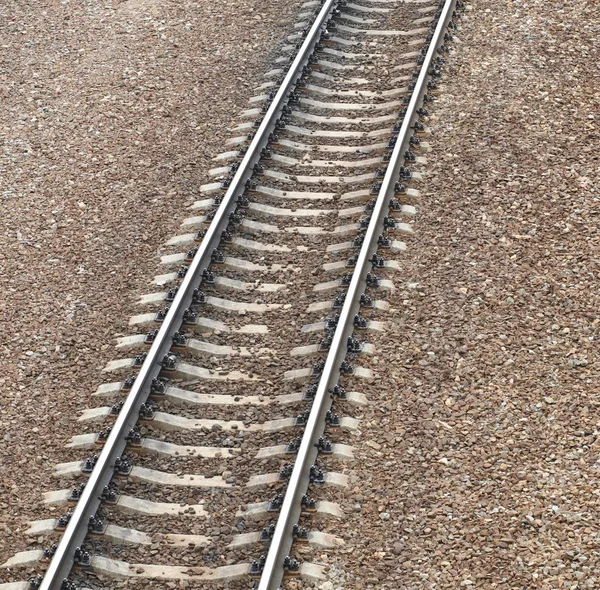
xmin=308 ymin=1 xmax=600 ymax=588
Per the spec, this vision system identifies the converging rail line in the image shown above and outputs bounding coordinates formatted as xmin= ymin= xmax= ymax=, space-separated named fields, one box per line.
xmin=0 ymin=0 xmax=464 ymax=588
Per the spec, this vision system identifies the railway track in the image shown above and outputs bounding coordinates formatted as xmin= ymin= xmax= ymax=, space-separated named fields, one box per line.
xmin=1 ymin=0 xmax=463 ymax=588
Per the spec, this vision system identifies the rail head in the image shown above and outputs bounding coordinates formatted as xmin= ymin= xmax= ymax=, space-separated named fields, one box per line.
xmin=255 ymin=1 xmax=459 ymax=588
xmin=38 ymin=1 xmax=339 ymax=588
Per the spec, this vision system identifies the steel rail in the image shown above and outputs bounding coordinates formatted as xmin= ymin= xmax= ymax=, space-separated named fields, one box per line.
xmin=38 ymin=1 xmax=338 ymax=587
xmin=256 ymin=1 xmax=458 ymax=588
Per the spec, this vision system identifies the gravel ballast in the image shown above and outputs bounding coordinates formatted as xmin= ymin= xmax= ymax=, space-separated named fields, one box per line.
xmin=3 ymin=0 xmax=600 ymax=588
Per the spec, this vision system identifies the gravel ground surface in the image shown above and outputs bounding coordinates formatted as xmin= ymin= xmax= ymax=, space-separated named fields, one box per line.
xmin=0 ymin=0 xmax=306 ymax=568
xmin=324 ymin=1 xmax=600 ymax=588
xmin=5 ymin=0 xmax=599 ymax=588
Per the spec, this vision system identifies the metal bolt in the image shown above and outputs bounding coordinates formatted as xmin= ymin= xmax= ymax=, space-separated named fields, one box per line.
xmin=301 ymin=494 xmax=316 ymax=511
xmin=268 ymin=493 xmax=284 ymax=512
xmin=132 ymin=353 xmax=147 ymax=367
xmin=326 ymin=410 xmax=341 ymax=427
